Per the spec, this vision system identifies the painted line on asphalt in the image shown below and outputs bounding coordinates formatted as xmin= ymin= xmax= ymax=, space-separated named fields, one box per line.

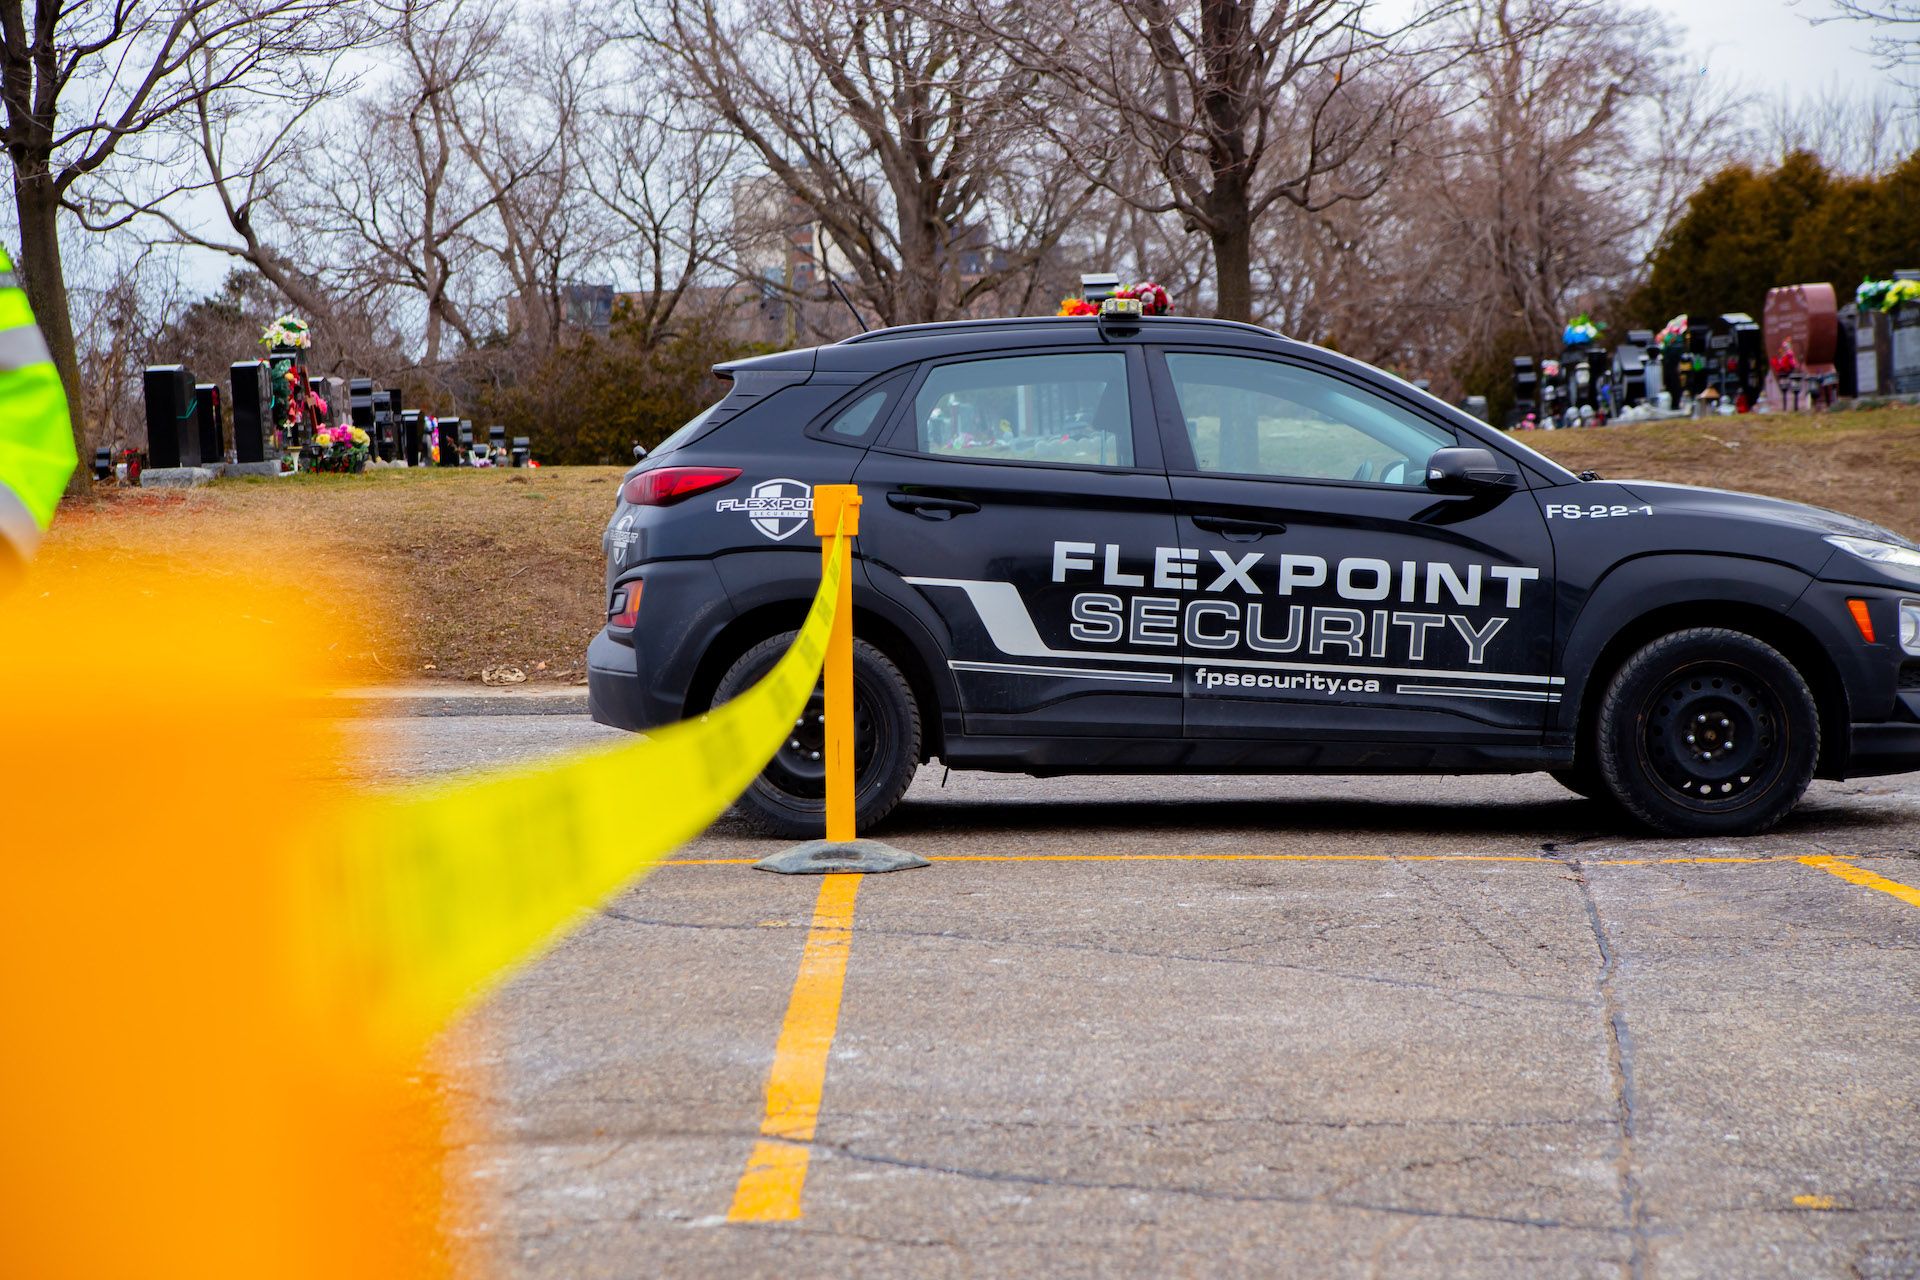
xmin=727 ymin=873 xmax=862 ymax=1223
xmin=665 ymin=853 xmax=1805 ymax=867
xmin=1799 ymin=855 xmax=1920 ymax=910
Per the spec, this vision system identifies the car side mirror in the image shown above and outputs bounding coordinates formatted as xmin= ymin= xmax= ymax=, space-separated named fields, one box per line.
xmin=1425 ymin=446 xmax=1519 ymax=496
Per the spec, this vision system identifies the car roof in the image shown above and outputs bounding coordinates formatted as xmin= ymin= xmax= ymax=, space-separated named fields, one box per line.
xmin=714 ymin=315 xmax=1295 ymax=381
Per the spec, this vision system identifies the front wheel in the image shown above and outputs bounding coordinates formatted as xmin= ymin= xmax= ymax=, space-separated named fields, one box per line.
xmin=711 ymin=631 xmax=921 ymax=838
xmin=1594 ymin=628 xmax=1818 ymax=836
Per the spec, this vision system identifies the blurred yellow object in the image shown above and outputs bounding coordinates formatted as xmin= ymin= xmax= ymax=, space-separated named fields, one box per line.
xmin=1 ymin=503 xmax=851 ymax=1276
xmin=0 ymin=548 xmax=445 ymax=1279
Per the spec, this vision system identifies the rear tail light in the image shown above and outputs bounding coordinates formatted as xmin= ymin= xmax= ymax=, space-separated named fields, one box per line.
xmin=608 ymin=580 xmax=643 ymax=630
xmin=621 ymin=465 xmax=741 ymax=507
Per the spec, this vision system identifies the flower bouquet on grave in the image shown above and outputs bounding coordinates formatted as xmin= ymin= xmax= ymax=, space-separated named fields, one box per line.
xmin=308 ymin=425 xmax=370 ymax=474
xmin=1857 ymin=277 xmax=1920 ymax=313
xmin=260 ymin=315 xmax=312 ymax=351
xmin=1562 ymin=313 xmax=1603 ymax=347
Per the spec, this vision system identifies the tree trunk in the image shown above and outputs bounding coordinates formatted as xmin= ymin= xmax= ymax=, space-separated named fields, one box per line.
xmin=11 ymin=166 xmax=88 ymax=497
xmin=1211 ymin=218 xmax=1254 ymax=325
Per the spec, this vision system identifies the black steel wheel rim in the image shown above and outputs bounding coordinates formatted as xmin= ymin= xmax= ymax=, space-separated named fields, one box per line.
xmin=764 ymin=677 xmax=884 ymax=802
xmin=1636 ymin=660 xmax=1788 ymax=810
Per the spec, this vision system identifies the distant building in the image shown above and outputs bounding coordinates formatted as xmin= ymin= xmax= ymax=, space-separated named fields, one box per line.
xmin=561 ymin=283 xmax=615 ymax=335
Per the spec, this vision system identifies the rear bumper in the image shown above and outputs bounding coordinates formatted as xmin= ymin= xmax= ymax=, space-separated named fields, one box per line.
xmin=587 ymin=627 xmax=648 ymax=731
xmin=585 ymin=557 xmax=740 ymax=733
xmin=1847 ymin=689 xmax=1920 ymax=778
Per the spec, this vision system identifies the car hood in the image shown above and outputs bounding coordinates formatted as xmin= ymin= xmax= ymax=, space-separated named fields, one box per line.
xmin=1613 ymin=480 xmax=1916 ymax=549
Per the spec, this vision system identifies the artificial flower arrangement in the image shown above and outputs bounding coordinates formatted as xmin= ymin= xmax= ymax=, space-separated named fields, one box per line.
xmin=308 ymin=424 xmax=370 ymax=474
xmin=1770 ymin=337 xmax=1799 ymax=379
xmin=1562 ymin=313 xmax=1603 ymax=346
xmin=1856 ymin=277 xmax=1920 ymax=314
xmin=1655 ymin=315 xmax=1688 ymax=351
xmin=1056 ymin=280 xmax=1175 ymax=316
xmin=260 ymin=315 xmax=312 ymax=350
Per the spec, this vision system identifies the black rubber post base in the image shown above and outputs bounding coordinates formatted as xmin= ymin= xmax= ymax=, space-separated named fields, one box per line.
xmin=753 ymin=839 xmax=930 ymax=875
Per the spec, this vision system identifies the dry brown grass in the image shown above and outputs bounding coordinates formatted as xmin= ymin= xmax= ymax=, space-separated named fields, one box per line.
xmin=43 ymin=405 xmax=1919 ymax=684
xmin=46 ymin=466 xmax=624 ymax=684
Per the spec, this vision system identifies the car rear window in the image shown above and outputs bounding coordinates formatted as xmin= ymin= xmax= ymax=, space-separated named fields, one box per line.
xmin=912 ymin=353 xmax=1133 ymax=467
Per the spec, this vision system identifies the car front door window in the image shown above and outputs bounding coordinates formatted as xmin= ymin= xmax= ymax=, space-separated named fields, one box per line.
xmin=1165 ymin=352 xmax=1451 ymax=485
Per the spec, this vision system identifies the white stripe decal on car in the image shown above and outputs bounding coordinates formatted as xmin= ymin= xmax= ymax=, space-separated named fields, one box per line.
xmin=904 ymin=575 xmax=1565 ymax=686
xmin=949 ymin=660 xmax=1177 ymax=684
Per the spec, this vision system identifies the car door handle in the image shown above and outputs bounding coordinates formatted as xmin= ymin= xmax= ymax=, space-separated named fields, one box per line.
xmin=1192 ymin=514 xmax=1287 ymax=539
xmin=887 ymin=492 xmax=980 ymax=520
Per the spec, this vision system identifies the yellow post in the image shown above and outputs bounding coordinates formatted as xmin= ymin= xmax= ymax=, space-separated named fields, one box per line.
xmin=812 ymin=484 xmax=861 ymax=843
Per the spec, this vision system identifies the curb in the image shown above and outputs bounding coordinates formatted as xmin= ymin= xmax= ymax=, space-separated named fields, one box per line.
xmin=331 ymin=686 xmax=591 ymax=718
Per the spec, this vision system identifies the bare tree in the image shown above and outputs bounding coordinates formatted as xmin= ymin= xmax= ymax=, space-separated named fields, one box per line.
xmin=77 ymin=58 xmax=356 ymax=326
xmin=1 ymin=0 xmax=370 ymax=487
xmin=628 ymin=0 xmax=1076 ymax=329
xmin=1812 ymin=1 xmax=1920 ymax=92
xmin=1762 ymin=81 xmax=1920 ymax=174
xmin=306 ymin=0 xmax=510 ymax=369
xmin=1412 ymin=0 xmax=1740 ymax=362
xmin=589 ymin=89 xmax=740 ymax=347
xmin=961 ymin=0 xmax=1472 ymax=322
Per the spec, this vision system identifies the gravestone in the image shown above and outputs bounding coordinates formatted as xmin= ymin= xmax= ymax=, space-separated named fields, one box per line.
xmin=436 ymin=415 xmax=459 ymax=467
xmin=143 ymin=365 xmax=195 ymax=468
xmin=231 ymin=361 xmax=272 ymax=463
xmin=400 ymin=410 xmax=424 ymax=466
xmin=193 ymin=382 xmax=224 ymax=464
xmin=93 ymin=448 xmax=113 ymax=481
xmin=511 ymin=435 xmax=530 ymax=467
xmin=1510 ymin=356 xmax=1537 ymax=423
xmin=349 ymin=378 xmax=375 ymax=435
xmin=488 ymin=425 xmax=507 ymax=453
xmin=1892 ymin=270 xmax=1920 ymax=395
xmin=1762 ymin=284 xmax=1838 ymax=410
xmin=372 ymin=391 xmax=395 ymax=462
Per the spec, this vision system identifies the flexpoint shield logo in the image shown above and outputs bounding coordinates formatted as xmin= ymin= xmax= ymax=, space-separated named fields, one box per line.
xmin=718 ymin=478 xmax=812 ymax=541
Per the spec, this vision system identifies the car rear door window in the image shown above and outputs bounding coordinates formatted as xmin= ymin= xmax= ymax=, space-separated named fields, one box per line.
xmin=913 ymin=353 xmax=1134 ymax=468
xmin=1164 ymin=352 xmax=1451 ymax=486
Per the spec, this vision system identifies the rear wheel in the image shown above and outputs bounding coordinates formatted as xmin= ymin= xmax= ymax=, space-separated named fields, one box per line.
xmin=1594 ymin=628 xmax=1818 ymax=836
xmin=712 ymin=630 xmax=921 ymax=838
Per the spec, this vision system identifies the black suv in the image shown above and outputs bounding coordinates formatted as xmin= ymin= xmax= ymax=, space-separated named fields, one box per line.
xmin=589 ymin=313 xmax=1920 ymax=837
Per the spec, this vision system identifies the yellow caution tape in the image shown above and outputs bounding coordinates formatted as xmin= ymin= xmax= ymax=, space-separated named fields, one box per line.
xmin=295 ymin=508 xmax=848 ymax=1052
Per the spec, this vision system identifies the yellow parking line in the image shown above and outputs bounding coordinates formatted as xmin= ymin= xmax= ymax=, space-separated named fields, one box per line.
xmin=727 ymin=873 xmax=862 ymax=1223
xmin=666 ymin=853 xmax=1799 ymax=868
xmin=1800 ymin=855 xmax=1920 ymax=910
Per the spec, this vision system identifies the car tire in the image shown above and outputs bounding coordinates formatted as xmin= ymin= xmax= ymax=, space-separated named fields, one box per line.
xmin=712 ymin=630 xmax=921 ymax=839
xmin=1594 ymin=627 xmax=1818 ymax=836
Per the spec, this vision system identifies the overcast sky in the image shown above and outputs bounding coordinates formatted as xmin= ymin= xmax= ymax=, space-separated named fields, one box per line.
xmin=1661 ymin=0 xmax=1892 ymax=92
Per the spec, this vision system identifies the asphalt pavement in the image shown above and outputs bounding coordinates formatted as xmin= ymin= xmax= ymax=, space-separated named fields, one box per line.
xmin=355 ymin=713 xmax=1920 ymax=1278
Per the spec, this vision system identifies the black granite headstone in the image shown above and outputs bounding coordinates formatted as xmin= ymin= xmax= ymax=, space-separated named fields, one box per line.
xmin=193 ymin=383 xmax=223 ymax=464
xmin=400 ymin=410 xmax=423 ymax=466
xmin=349 ymin=378 xmax=375 ymax=434
xmin=372 ymin=391 xmax=395 ymax=462
xmin=143 ymin=365 xmax=195 ymax=468
xmin=436 ymin=416 xmax=459 ymax=467
xmin=511 ymin=435 xmax=530 ymax=467
xmin=231 ymin=361 xmax=272 ymax=463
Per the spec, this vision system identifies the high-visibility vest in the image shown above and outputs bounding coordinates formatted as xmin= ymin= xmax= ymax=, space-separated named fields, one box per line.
xmin=0 ymin=246 xmax=76 ymax=565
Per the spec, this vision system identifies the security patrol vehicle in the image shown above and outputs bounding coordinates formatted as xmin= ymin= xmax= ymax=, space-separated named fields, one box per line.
xmin=588 ymin=305 xmax=1920 ymax=838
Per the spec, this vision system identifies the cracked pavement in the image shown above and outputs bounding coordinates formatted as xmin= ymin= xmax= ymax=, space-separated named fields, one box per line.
xmin=359 ymin=716 xmax=1920 ymax=1278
